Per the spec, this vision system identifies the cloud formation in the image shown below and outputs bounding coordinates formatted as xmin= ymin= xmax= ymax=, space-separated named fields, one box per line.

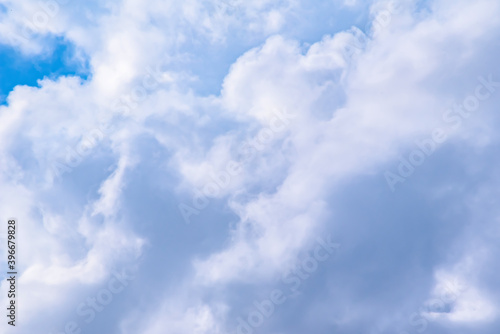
xmin=1 ymin=0 xmax=500 ymax=333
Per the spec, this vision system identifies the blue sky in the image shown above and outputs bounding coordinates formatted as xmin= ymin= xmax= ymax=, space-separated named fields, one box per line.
xmin=1 ymin=0 xmax=500 ymax=333
xmin=0 ymin=37 xmax=89 ymax=104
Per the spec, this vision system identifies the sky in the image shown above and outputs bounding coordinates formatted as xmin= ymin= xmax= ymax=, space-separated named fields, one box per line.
xmin=0 ymin=0 xmax=500 ymax=333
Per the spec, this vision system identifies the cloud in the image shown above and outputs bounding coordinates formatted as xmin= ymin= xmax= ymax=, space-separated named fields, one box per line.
xmin=1 ymin=0 xmax=500 ymax=333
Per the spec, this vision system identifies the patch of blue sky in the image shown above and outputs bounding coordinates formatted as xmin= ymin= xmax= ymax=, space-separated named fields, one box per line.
xmin=176 ymin=0 xmax=370 ymax=97
xmin=0 ymin=36 xmax=90 ymax=105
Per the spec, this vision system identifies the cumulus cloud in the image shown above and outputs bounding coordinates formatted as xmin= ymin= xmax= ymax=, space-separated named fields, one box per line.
xmin=1 ymin=0 xmax=500 ymax=333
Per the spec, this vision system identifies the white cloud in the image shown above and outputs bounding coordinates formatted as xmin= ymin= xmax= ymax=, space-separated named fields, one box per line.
xmin=1 ymin=0 xmax=500 ymax=333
